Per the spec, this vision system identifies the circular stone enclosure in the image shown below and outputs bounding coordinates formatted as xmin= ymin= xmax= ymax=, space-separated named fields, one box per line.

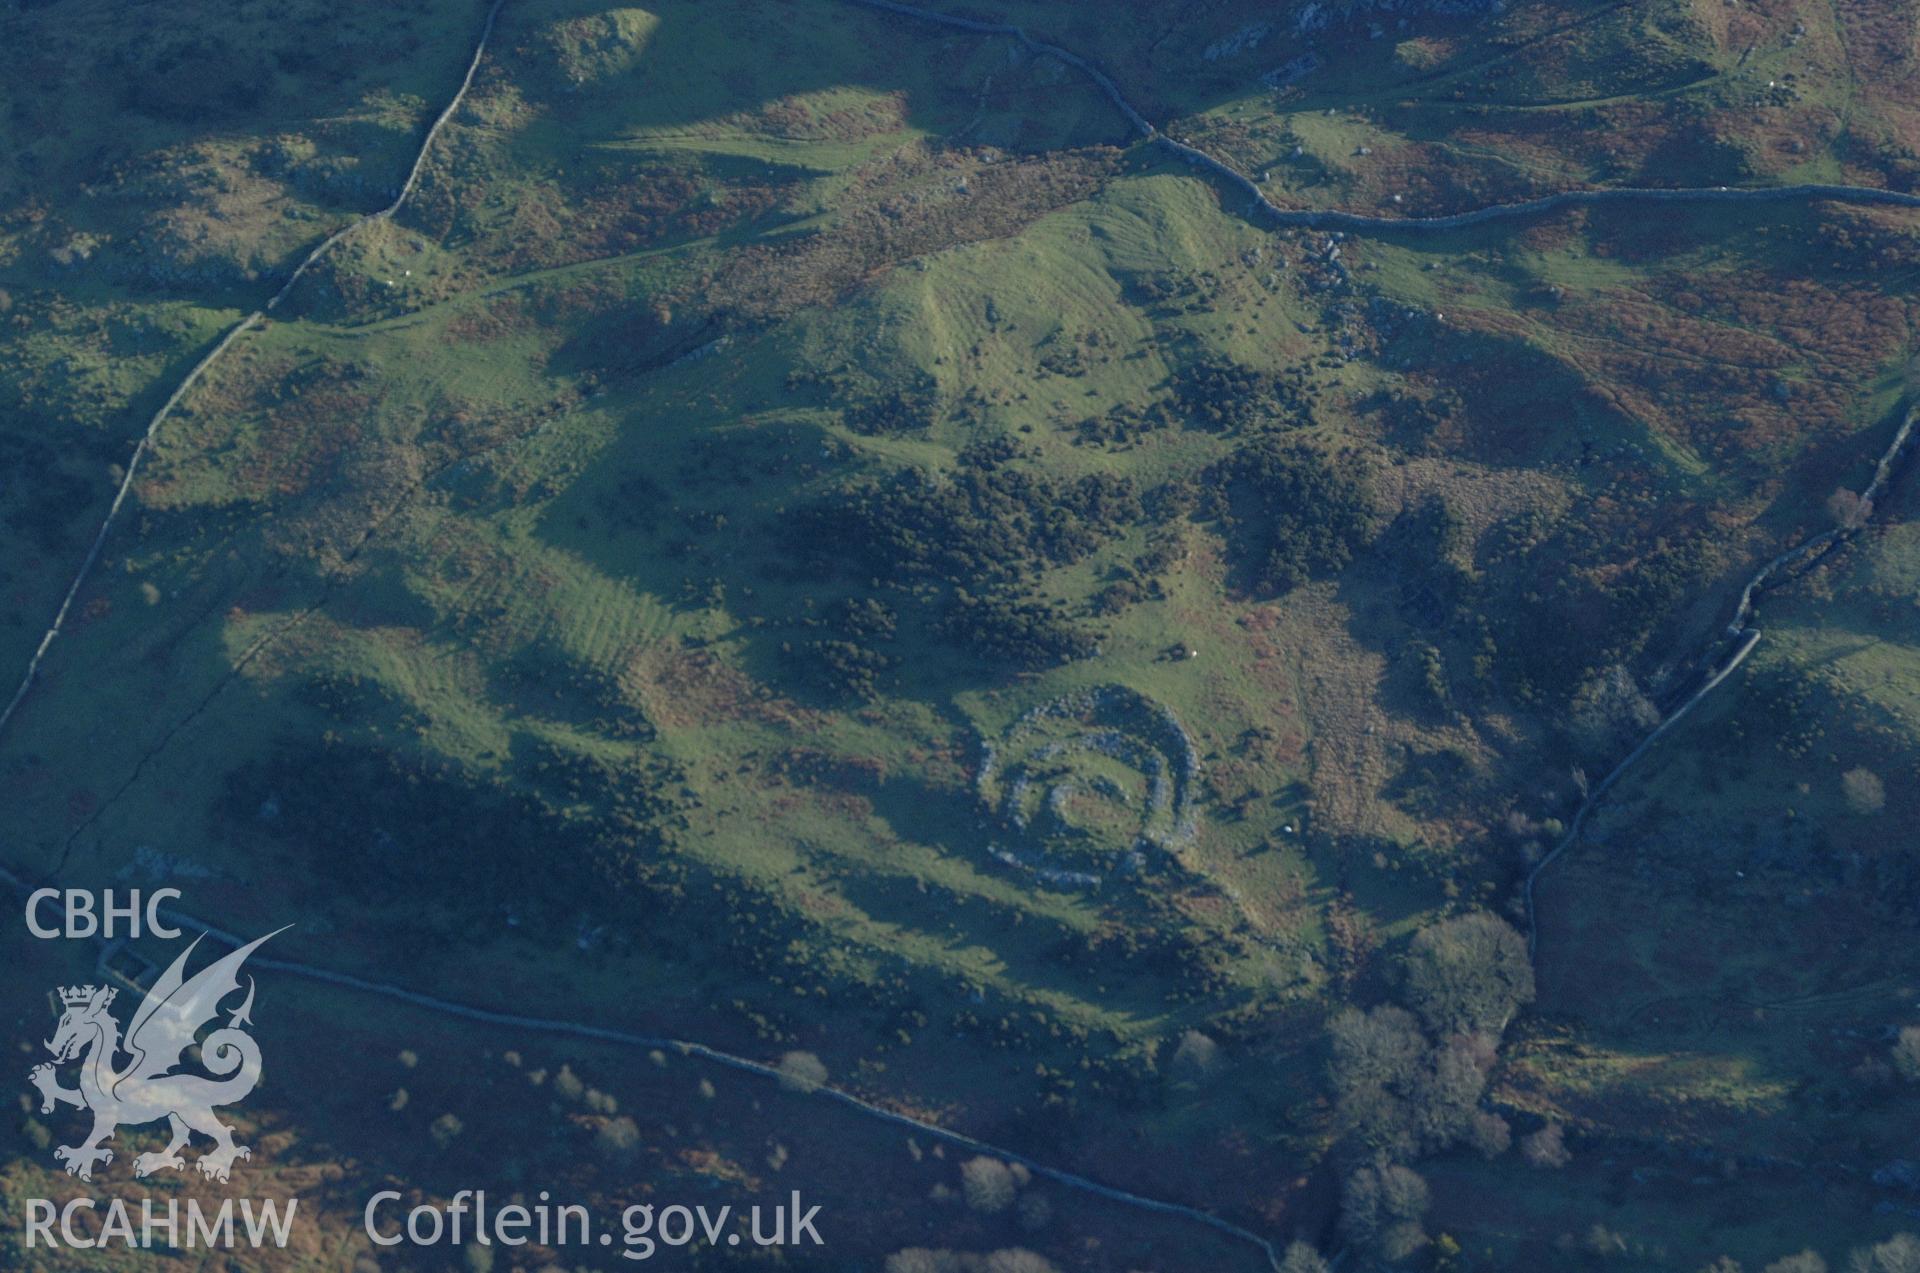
xmin=976 ymin=685 xmax=1201 ymax=886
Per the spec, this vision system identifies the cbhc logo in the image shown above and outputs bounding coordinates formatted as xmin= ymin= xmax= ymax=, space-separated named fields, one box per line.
xmin=25 ymin=889 xmax=182 ymax=940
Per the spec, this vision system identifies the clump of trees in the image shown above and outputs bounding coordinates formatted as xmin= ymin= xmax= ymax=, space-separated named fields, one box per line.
xmin=844 ymin=386 xmax=938 ymax=436
xmin=1327 ymin=910 xmax=1535 ymax=1262
xmin=223 ymin=738 xmax=673 ymax=934
xmin=1205 ymin=439 xmax=1377 ymax=596
xmin=1327 ymin=912 xmax=1531 ymax=1164
xmin=1328 ymin=1004 xmax=1431 ymax=1161
xmin=786 ymin=597 xmax=901 ymax=699
xmin=792 ymin=441 xmax=1141 ymax=587
xmin=1828 ymin=485 xmax=1872 ymax=530
xmin=785 ymin=441 xmax=1141 ymax=672
xmin=1467 ymin=1108 xmax=1512 ymax=1158
xmin=938 ymin=589 xmax=1096 ymax=668
xmin=1163 ymin=359 xmax=1310 ymax=432
xmin=793 ymin=637 xmax=895 ymax=701
xmin=1380 ymin=497 xmax=1473 ymax=639
xmin=1328 ymin=1004 xmax=1507 ymax=1162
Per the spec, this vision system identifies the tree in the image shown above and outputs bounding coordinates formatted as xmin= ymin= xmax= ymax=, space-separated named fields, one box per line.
xmin=1331 ymin=1006 xmax=1428 ymax=1089
xmin=777 ymin=1051 xmax=829 ymax=1093
xmin=1764 ymin=1252 xmax=1828 ymax=1273
xmin=595 ymin=1116 xmax=641 ymax=1161
xmin=1521 ymin=1122 xmax=1571 ymax=1170
xmin=1410 ymin=1034 xmax=1494 ymax=1148
xmin=961 ymin=1156 xmax=1018 ymax=1214
xmin=1329 ymin=1005 xmax=1504 ymax=1158
xmin=1467 ymin=1109 xmax=1512 ymax=1158
xmin=429 ymin=1113 xmax=464 ymax=1149
xmin=1828 ymin=486 xmax=1871 ymax=530
xmin=1570 ymin=664 xmax=1660 ymax=756
xmin=1843 ymin=767 xmax=1887 ymax=816
xmin=1580 ymin=1224 xmax=1627 ymax=1258
xmin=1328 ymin=1006 xmax=1427 ymax=1160
xmin=1279 ymin=1241 xmax=1331 ymax=1273
xmin=1849 ymin=1234 xmax=1920 ymax=1273
xmin=1341 ymin=1162 xmax=1430 ymax=1261
xmin=984 ymin=1251 xmax=1059 ymax=1273
xmin=1402 ymin=912 xmax=1536 ymax=1037
xmin=1895 ymin=1027 xmax=1920 ymax=1082
xmin=1172 ymin=1029 xmax=1220 ymax=1078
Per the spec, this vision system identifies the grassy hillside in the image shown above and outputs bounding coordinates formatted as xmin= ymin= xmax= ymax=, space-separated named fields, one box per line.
xmin=3 ymin=0 xmax=1919 ymax=1268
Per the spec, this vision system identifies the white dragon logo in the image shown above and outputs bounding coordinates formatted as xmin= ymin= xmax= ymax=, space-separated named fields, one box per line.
xmin=28 ymin=928 xmax=286 ymax=1183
